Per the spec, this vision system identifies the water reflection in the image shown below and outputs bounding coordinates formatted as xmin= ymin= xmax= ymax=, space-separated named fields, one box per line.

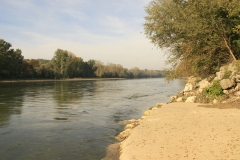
xmin=0 ymin=83 xmax=25 ymax=126
xmin=52 ymin=81 xmax=97 ymax=105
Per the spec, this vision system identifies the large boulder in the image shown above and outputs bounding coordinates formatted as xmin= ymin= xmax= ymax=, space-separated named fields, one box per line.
xmin=220 ymin=79 xmax=235 ymax=90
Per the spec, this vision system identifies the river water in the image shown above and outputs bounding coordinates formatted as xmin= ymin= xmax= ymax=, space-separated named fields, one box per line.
xmin=0 ymin=78 xmax=185 ymax=160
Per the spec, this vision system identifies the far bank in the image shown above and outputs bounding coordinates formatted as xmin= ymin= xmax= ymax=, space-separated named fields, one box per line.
xmin=0 ymin=78 xmax=126 ymax=83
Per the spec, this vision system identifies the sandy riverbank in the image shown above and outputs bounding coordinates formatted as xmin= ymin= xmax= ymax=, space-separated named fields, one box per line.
xmin=0 ymin=78 xmax=126 ymax=83
xmin=107 ymin=102 xmax=240 ymax=160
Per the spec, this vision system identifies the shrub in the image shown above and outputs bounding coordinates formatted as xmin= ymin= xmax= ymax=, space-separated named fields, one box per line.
xmin=203 ymin=81 xmax=223 ymax=99
xmin=232 ymin=60 xmax=240 ymax=71
xmin=222 ymin=71 xmax=232 ymax=79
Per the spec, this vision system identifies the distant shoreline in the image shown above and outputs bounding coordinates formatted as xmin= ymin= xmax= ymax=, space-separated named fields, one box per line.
xmin=0 ymin=78 xmax=126 ymax=83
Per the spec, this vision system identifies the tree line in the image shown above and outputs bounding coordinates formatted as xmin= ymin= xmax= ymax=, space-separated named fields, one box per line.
xmin=95 ymin=61 xmax=162 ymax=78
xmin=144 ymin=0 xmax=240 ymax=79
xmin=0 ymin=39 xmax=163 ymax=79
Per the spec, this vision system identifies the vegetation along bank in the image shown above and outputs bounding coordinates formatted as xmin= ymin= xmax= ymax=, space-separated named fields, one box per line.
xmin=0 ymin=39 xmax=163 ymax=80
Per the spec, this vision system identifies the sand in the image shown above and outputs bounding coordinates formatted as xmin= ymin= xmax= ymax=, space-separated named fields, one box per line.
xmin=119 ymin=102 xmax=240 ymax=160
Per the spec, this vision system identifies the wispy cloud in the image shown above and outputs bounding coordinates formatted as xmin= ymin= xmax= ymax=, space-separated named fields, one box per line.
xmin=0 ymin=0 xmax=167 ymax=70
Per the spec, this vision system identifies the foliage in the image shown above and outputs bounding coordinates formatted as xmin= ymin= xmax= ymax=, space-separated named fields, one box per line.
xmin=195 ymin=94 xmax=211 ymax=103
xmin=0 ymin=39 xmax=24 ymax=78
xmin=203 ymin=81 xmax=223 ymax=99
xmin=94 ymin=61 xmax=163 ymax=78
xmin=51 ymin=49 xmax=97 ymax=79
xmin=0 ymin=39 xmax=163 ymax=80
xmin=232 ymin=60 xmax=240 ymax=71
xmin=144 ymin=0 xmax=240 ymax=79
xmin=222 ymin=70 xmax=232 ymax=79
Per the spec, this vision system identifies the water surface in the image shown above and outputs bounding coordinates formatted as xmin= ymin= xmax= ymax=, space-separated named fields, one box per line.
xmin=0 ymin=78 xmax=185 ymax=160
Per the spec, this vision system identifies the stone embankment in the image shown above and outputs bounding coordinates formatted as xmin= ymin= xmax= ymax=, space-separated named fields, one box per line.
xmin=170 ymin=62 xmax=240 ymax=104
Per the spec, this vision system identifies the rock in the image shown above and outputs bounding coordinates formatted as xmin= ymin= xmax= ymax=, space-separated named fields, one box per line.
xmin=185 ymin=96 xmax=196 ymax=103
xmin=184 ymin=92 xmax=195 ymax=97
xmin=236 ymin=75 xmax=240 ymax=83
xmin=141 ymin=116 xmax=148 ymax=119
xmin=215 ymin=72 xmax=225 ymax=80
xmin=223 ymin=90 xmax=229 ymax=94
xmin=229 ymin=89 xmax=235 ymax=94
xmin=187 ymin=76 xmax=199 ymax=86
xmin=149 ymin=106 xmax=158 ymax=110
xmin=184 ymin=83 xmax=193 ymax=92
xmin=198 ymin=79 xmax=210 ymax=90
xmin=227 ymin=63 xmax=238 ymax=72
xmin=156 ymin=103 xmax=165 ymax=107
xmin=198 ymin=88 xmax=203 ymax=93
xmin=176 ymin=97 xmax=183 ymax=102
xmin=176 ymin=92 xmax=184 ymax=97
xmin=125 ymin=124 xmax=137 ymax=130
xmin=235 ymin=91 xmax=240 ymax=96
xmin=220 ymin=79 xmax=235 ymax=90
xmin=144 ymin=110 xmax=151 ymax=116
xmin=213 ymin=99 xmax=218 ymax=104
xmin=119 ymin=119 xmax=139 ymax=125
xmin=235 ymin=84 xmax=240 ymax=91
xmin=127 ymin=119 xmax=139 ymax=123
xmin=115 ymin=129 xmax=131 ymax=141
xmin=170 ymin=96 xmax=177 ymax=102
xmin=220 ymin=66 xmax=226 ymax=72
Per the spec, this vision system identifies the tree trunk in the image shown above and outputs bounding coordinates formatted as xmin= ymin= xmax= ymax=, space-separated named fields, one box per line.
xmin=222 ymin=37 xmax=237 ymax=61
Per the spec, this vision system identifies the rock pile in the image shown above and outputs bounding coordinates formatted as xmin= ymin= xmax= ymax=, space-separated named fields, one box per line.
xmin=170 ymin=61 xmax=240 ymax=104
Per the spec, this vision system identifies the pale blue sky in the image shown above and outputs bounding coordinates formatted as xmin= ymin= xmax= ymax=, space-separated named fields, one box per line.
xmin=0 ymin=0 xmax=167 ymax=70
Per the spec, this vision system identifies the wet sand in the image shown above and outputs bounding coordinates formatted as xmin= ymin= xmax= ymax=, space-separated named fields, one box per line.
xmin=119 ymin=102 xmax=240 ymax=160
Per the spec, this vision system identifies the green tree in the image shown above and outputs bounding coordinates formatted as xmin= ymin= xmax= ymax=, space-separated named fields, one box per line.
xmin=144 ymin=0 xmax=240 ymax=79
xmin=0 ymin=39 xmax=24 ymax=78
xmin=52 ymin=49 xmax=70 ymax=78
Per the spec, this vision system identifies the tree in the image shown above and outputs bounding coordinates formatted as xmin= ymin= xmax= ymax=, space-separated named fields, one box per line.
xmin=0 ymin=39 xmax=24 ymax=78
xmin=144 ymin=0 xmax=240 ymax=79
xmin=52 ymin=49 xmax=70 ymax=78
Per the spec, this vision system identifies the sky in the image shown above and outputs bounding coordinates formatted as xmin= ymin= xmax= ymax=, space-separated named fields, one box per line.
xmin=0 ymin=0 xmax=168 ymax=70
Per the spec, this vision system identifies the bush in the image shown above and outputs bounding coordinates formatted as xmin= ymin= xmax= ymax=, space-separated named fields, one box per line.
xmin=195 ymin=94 xmax=211 ymax=103
xmin=203 ymin=81 xmax=223 ymax=99
xmin=222 ymin=70 xmax=232 ymax=79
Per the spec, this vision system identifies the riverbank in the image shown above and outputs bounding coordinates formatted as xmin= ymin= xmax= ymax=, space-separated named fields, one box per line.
xmin=104 ymin=101 xmax=240 ymax=159
xmin=0 ymin=78 xmax=126 ymax=83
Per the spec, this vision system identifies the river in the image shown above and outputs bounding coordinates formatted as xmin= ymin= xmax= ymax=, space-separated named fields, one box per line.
xmin=0 ymin=78 xmax=185 ymax=160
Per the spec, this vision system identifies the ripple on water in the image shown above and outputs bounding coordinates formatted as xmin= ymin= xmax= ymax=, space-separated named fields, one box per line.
xmin=54 ymin=117 xmax=69 ymax=120
xmin=126 ymin=93 xmax=149 ymax=99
